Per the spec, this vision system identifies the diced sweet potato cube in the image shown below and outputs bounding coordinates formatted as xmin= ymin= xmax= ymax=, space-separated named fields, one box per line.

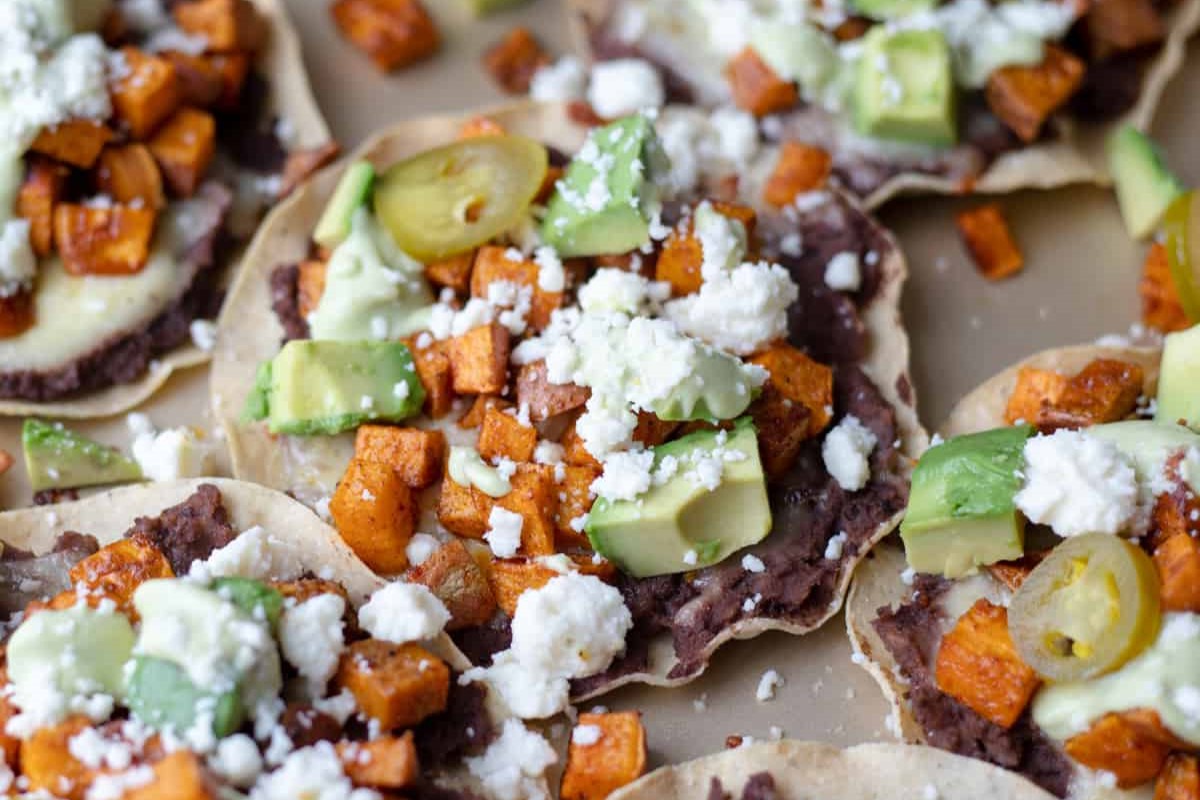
xmin=1149 ymin=453 xmax=1200 ymax=552
xmin=458 ymin=116 xmax=508 ymax=140
xmin=1084 ymin=0 xmax=1165 ymax=60
xmin=985 ymin=45 xmax=1085 ymax=143
xmin=425 ymin=252 xmax=475 ymax=295
xmin=555 ymin=464 xmax=600 ymax=549
xmin=336 ymin=640 xmax=449 ymax=729
xmin=478 ymin=407 xmax=538 ymax=464
xmin=112 ymin=48 xmax=182 ymax=140
xmin=1156 ymin=753 xmax=1200 ymax=800
xmin=337 ymin=733 xmax=419 ymax=789
xmin=750 ymin=383 xmax=812 ymax=478
xmin=331 ymin=0 xmax=440 ymax=72
xmin=471 ymin=245 xmax=564 ymax=332
xmin=17 ymin=156 xmax=68 ymax=257
xmin=763 ymin=141 xmax=832 ymax=207
xmin=448 ymin=322 xmax=510 ymax=395
xmin=406 ymin=336 xmax=455 ymax=418
xmin=724 ymin=47 xmax=798 ymax=117
xmin=21 ymin=715 xmax=98 ymax=800
xmin=437 ymin=472 xmax=495 ymax=539
xmin=297 ymin=259 xmax=328 ymax=320
xmin=173 ymin=0 xmax=266 ymax=52
xmin=96 ymin=144 xmax=166 ymax=210
xmin=271 ymin=576 xmax=352 ymax=606
xmin=458 ymin=395 xmax=510 ymax=429
xmin=655 ymin=202 xmax=757 ymax=296
xmin=207 ymin=52 xmax=251 ymax=109
xmin=1141 ymin=242 xmax=1190 ymax=334
xmin=1065 ymin=710 xmax=1173 ymax=789
xmin=355 ymin=424 xmax=446 ymax=490
xmin=163 ymin=51 xmax=225 ymax=108
xmin=516 ymin=361 xmax=590 ymax=422
xmin=406 ymin=539 xmax=497 ymax=629
xmin=1154 ymin=533 xmax=1200 ymax=613
xmin=934 ymin=598 xmax=1040 ymax=729
xmin=593 ymin=250 xmax=654 ymax=277
xmin=126 ymin=751 xmax=216 ymax=800
xmin=985 ymin=552 xmax=1046 ymax=592
xmin=68 ymin=535 xmax=174 ymax=618
xmin=560 ymin=712 xmax=648 ymax=800
xmin=1004 ymin=366 xmax=1069 ymax=426
xmin=632 ymin=411 xmax=678 ymax=448
xmin=30 ymin=120 xmax=114 ymax=169
xmin=957 ymin=204 xmax=1024 ymax=281
xmin=833 ymin=17 xmax=872 ymax=42
xmin=497 ymin=465 xmax=559 ymax=556
xmin=281 ymin=142 xmax=342 ymax=198
xmin=749 ymin=342 xmax=833 ymax=437
xmin=1043 ymin=358 xmax=1145 ymax=430
xmin=489 ymin=555 xmax=616 ymax=615
xmin=148 ymin=107 xmax=216 ymax=197
xmin=54 ymin=203 xmax=157 ymax=276
xmin=561 ymin=417 xmax=602 ymax=470
xmin=483 ymin=27 xmax=549 ymax=95
xmin=330 ymin=457 xmax=418 ymax=574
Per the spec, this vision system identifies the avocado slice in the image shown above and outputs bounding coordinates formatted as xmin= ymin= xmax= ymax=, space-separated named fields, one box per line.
xmin=125 ymin=655 xmax=245 ymax=737
xmin=1109 ymin=126 xmax=1185 ymax=240
xmin=587 ymin=420 xmax=771 ymax=577
xmin=313 ymin=161 xmax=376 ymax=251
xmin=851 ymin=0 xmax=938 ymax=20
xmin=854 ymin=27 xmax=956 ymax=147
xmin=22 ymin=418 xmax=142 ymax=492
xmin=243 ymin=339 xmax=425 ymax=436
xmin=1156 ymin=325 xmax=1200 ymax=431
xmin=7 ymin=605 xmax=135 ymax=702
xmin=211 ymin=577 xmax=284 ymax=628
xmin=541 ymin=114 xmax=668 ymax=258
xmin=901 ymin=425 xmax=1034 ymax=578
xmin=750 ymin=20 xmax=838 ymax=93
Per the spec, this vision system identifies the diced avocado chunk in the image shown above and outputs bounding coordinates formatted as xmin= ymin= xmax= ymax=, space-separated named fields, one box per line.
xmin=901 ymin=425 xmax=1034 ymax=578
xmin=541 ymin=115 xmax=668 ymax=258
xmin=750 ymin=21 xmax=838 ymax=93
xmin=587 ymin=420 xmax=772 ymax=577
xmin=1156 ymin=325 xmax=1200 ymax=431
xmin=125 ymin=656 xmax=244 ymax=737
xmin=1109 ymin=126 xmax=1186 ymax=240
xmin=1088 ymin=420 xmax=1200 ymax=492
xmin=648 ymin=344 xmax=761 ymax=422
xmin=22 ymin=419 xmax=142 ymax=492
xmin=313 ymin=161 xmax=376 ymax=251
xmin=464 ymin=0 xmax=530 ymax=13
xmin=211 ymin=578 xmax=284 ymax=628
xmin=243 ymin=340 xmax=425 ymax=436
xmin=851 ymin=0 xmax=938 ymax=20
xmin=855 ymin=27 xmax=956 ymax=147
xmin=7 ymin=605 xmax=135 ymax=703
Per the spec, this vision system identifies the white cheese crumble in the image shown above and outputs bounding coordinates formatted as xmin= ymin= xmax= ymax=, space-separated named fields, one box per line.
xmin=533 ymin=245 xmax=565 ymax=292
xmin=663 ymin=260 xmax=799 ymax=356
xmin=756 ymin=669 xmax=784 ymax=702
xmin=1014 ymin=430 xmax=1140 ymax=537
xmin=358 ymin=582 xmax=450 ymax=644
xmin=741 ymin=554 xmax=766 ymax=573
xmin=590 ymin=449 xmax=655 ymax=503
xmin=209 ymin=733 xmax=264 ymax=788
xmin=0 ymin=220 xmax=36 ymax=297
xmin=126 ymin=413 xmax=213 ymax=483
xmin=485 ymin=506 xmax=525 ymax=558
xmin=279 ymin=594 xmax=345 ymax=697
xmin=189 ymin=319 xmax=218 ymax=352
xmin=190 ymin=526 xmax=304 ymax=583
xmin=822 ymin=415 xmax=877 ymax=492
xmin=529 ymin=55 xmax=588 ymax=102
xmin=405 ymin=533 xmax=440 ymax=566
xmin=249 ymin=741 xmax=379 ymax=800
xmin=587 ymin=58 xmax=665 ymax=118
xmin=824 ymin=531 xmax=849 ymax=560
xmin=572 ymin=724 xmax=603 ymax=746
xmin=824 ymin=252 xmax=862 ymax=291
xmin=465 ymin=719 xmax=557 ymax=800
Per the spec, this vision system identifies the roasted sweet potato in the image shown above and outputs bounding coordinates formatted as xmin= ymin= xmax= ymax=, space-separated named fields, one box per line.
xmin=163 ymin=51 xmax=225 ymax=108
xmin=173 ymin=0 xmax=266 ymax=52
xmin=724 ymin=47 xmax=798 ymax=117
xmin=406 ymin=539 xmax=497 ymax=629
xmin=749 ymin=382 xmax=812 ymax=478
xmin=281 ymin=142 xmax=342 ymax=198
xmin=437 ymin=472 xmax=496 ymax=539
xmin=297 ymin=259 xmax=328 ymax=319
xmin=1004 ymin=366 xmax=1069 ymax=426
xmin=1156 ymin=753 xmax=1200 ymax=800
xmin=30 ymin=120 xmax=114 ymax=169
xmin=561 ymin=417 xmax=602 ymax=470
xmin=1141 ymin=242 xmax=1190 ymax=334
xmin=0 ymin=291 xmax=35 ymax=339
xmin=424 ymin=252 xmax=475 ymax=295
xmin=17 ymin=156 xmax=68 ymax=256
xmin=448 ymin=322 xmax=511 ymax=395
xmin=985 ymin=552 xmax=1046 ymax=592
xmin=471 ymin=245 xmax=564 ymax=331
xmin=126 ymin=751 xmax=216 ymax=800
xmin=148 ymin=108 xmax=216 ymax=197
xmin=68 ymin=535 xmax=174 ymax=618
xmin=355 ymin=424 xmax=446 ymax=490
xmin=560 ymin=712 xmax=648 ymax=800
xmin=656 ymin=201 xmax=757 ymax=296
xmin=330 ymin=457 xmax=418 ymax=574
xmin=207 ymin=52 xmax=251 ymax=110
xmin=331 ymin=0 xmax=440 ymax=72
xmin=555 ymin=464 xmax=600 ymax=549
xmin=0 ymin=665 xmax=19 ymax=767
xmin=96 ymin=144 xmax=166 ymax=210
xmin=497 ymin=465 xmax=560 ymax=556
xmin=1005 ymin=359 xmax=1143 ymax=431
xmin=20 ymin=715 xmax=98 ymax=800
xmin=957 ymin=204 xmax=1024 ymax=281
xmin=515 ymin=360 xmax=590 ymax=422
xmin=935 ymin=599 xmax=1040 ymax=729
xmin=483 ymin=27 xmax=549 ymax=95
xmin=749 ymin=342 xmax=834 ymax=437
xmin=985 ymin=45 xmax=1085 ymax=143
xmin=1154 ymin=533 xmax=1200 ymax=613
xmin=763 ymin=141 xmax=832 ymax=207
xmin=1065 ymin=710 xmax=1175 ymax=789
xmin=1084 ymin=0 xmax=1165 ymax=60
xmin=405 ymin=335 xmax=455 ymax=418
xmin=632 ymin=411 xmax=679 ymax=448
xmin=54 ymin=203 xmax=157 ymax=276
xmin=489 ymin=555 xmax=616 ymax=615
xmin=458 ymin=395 xmax=510 ymax=429
xmin=336 ymin=640 xmax=449 ymax=729
xmin=478 ymin=406 xmax=538 ymax=464
xmin=337 ymin=733 xmax=419 ymax=789
xmin=112 ymin=48 xmax=182 ymax=140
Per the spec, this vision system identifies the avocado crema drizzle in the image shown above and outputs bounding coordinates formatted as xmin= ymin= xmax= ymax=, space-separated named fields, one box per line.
xmin=893 ymin=327 xmax=1200 ymax=791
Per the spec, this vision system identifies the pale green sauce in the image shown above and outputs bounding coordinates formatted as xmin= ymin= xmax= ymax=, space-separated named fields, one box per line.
xmin=448 ymin=446 xmax=512 ymax=498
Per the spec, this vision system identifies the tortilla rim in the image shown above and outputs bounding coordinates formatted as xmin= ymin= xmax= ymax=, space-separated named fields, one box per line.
xmin=844 ymin=343 xmax=1163 ymax=800
xmin=211 ymin=99 xmax=926 ymax=697
xmin=608 ymin=739 xmax=1057 ymax=799
xmin=566 ymin=0 xmax=1200 ymax=210
xmin=0 ymin=0 xmax=330 ymax=420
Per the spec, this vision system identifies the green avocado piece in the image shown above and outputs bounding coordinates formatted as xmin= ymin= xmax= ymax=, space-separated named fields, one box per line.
xmin=22 ymin=418 xmax=142 ymax=492
xmin=7 ymin=605 xmax=135 ymax=702
xmin=540 ymin=114 xmax=668 ymax=258
xmin=587 ymin=420 xmax=771 ymax=577
xmin=464 ymin=0 xmax=530 ymax=13
xmin=125 ymin=656 xmax=244 ymax=737
xmin=211 ymin=578 xmax=284 ymax=628
xmin=749 ymin=20 xmax=838 ymax=93
xmin=313 ymin=161 xmax=376 ymax=251
xmin=850 ymin=0 xmax=938 ymax=21
xmin=854 ymin=27 xmax=956 ymax=147
xmin=1088 ymin=420 xmax=1200 ymax=491
xmin=244 ymin=339 xmax=425 ymax=436
xmin=1156 ymin=325 xmax=1200 ymax=431
xmin=1109 ymin=126 xmax=1186 ymax=240
xmin=901 ymin=425 xmax=1034 ymax=578
xmin=647 ymin=344 xmax=761 ymax=422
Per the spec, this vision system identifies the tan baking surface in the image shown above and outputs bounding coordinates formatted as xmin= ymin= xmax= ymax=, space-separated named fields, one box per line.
xmin=0 ymin=0 xmax=1197 ymax=771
